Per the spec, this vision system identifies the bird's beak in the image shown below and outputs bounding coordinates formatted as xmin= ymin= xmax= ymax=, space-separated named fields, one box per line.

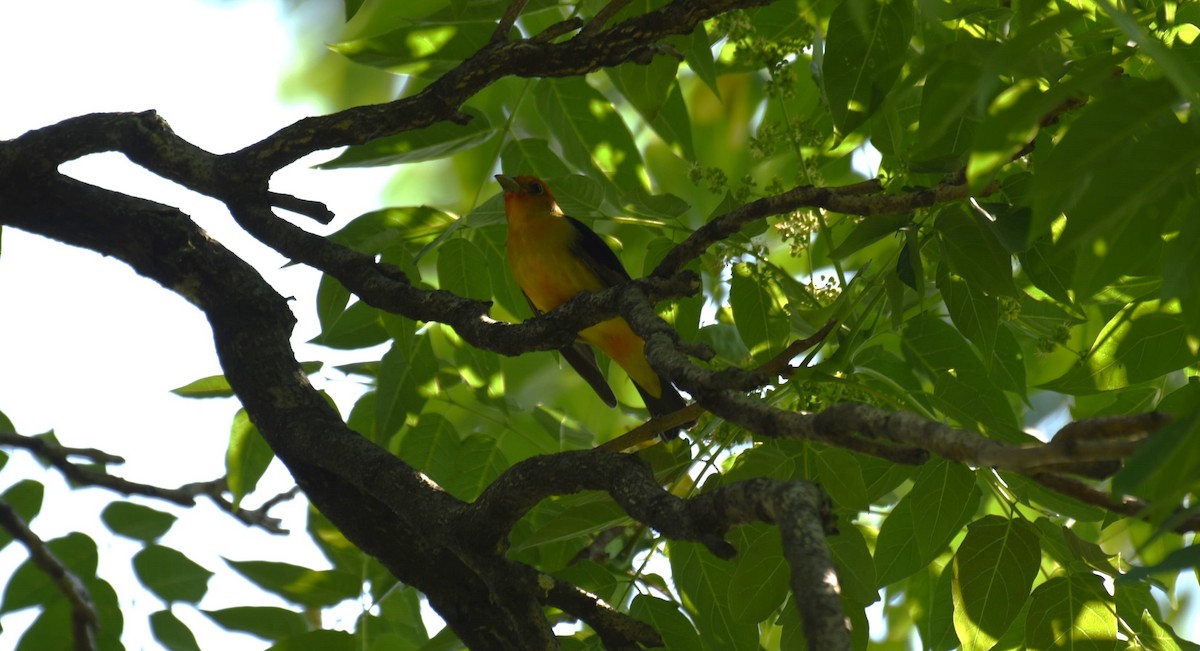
xmin=495 ymin=174 xmax=521 ymax=192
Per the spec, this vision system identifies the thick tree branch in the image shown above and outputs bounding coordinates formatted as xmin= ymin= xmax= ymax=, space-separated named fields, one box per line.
xmin=813 ymin=404 xmax=1172 ymax=475
xmin=0 ymin=497 xmax=98 ymax=651
xmin=462 ymin=449 xmax=850 ymax=649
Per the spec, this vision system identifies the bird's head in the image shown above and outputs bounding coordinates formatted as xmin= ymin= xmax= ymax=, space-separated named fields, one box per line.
xmin=495 ymin=174 xmax=562 ymax=217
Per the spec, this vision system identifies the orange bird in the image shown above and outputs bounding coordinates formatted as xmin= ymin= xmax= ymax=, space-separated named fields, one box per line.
xmin=496 ymin=174 xmax=687 ymax=435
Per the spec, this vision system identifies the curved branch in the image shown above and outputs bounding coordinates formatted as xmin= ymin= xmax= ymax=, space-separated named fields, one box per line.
xmin=232 ymin=0 xmax=773 ymax=173
xmin=461 ymin=449 xmax=851 ymax=648
xmin=543 ymin=576 xmax=662 ymax=649
xmin=652 ymin=177 xmax=992 ymax=277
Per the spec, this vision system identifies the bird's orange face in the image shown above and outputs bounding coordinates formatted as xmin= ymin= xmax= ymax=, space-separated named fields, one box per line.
xmin=496 ymin=174 xmax=561 ymax=218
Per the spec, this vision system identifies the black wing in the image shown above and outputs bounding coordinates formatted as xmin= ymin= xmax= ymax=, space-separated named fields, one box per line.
xmin=565 ymin=216 xmax=632 ymax=288
xmin=522 ymin=291 xmax=617 ymax=407
xmin=565 ymin=216 xmax=693 ymax=439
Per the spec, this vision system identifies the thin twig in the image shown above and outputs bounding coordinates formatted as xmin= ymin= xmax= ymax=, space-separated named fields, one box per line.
xmin=0 ymin=431 xmax=291 ymax=533
xmin=491 ymin=0 xmax=530 ymax=43
xmin=0 ymin=498 xmax=98 ymax=651
xmin=581 ymin=0 xmax=632 ymax=36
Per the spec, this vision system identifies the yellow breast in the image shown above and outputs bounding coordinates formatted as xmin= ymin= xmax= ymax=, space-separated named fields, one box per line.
xmin=506 ymin=214 xmax=603 ymax=312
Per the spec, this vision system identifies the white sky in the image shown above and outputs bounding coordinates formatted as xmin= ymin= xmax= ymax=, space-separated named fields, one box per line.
xmin=0 ymin=0 xmax=398 ymax=648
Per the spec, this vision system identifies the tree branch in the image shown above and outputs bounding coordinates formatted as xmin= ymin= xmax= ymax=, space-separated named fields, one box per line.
xmin=543 ymin=576 xmax=662 ymax=649
xmin=461 ymin=448 xmax=851 ymax=648
xmin=0 ymin=432 xmax=294 ymax=533
xmin=0 ymin=497 xmax=98 ymax=651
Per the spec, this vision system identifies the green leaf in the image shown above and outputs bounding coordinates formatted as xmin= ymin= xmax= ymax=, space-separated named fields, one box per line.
xmin=150 ymin=609 xmax=201 ymax=651
xmin=967 ymin=52 xmax=1120 ymax=191
xmin=444 ymin=433 xmax=508 ymax=501
xmin=265 ymin=629 xmax=356 ymax=651
xmin=913 ymin=47 xmax=985 ymax=170
xmin=319 ymin=109 xmax=496 ymax=168
xmin=1098 ymin=0 xmax=1200 ymax=103
xmin=204 ymin=606 xmax=310 ymax=642
xmin=952 ymin=516 xmax=1040 ymax=651
xmin=316 ymin=274 xmax=352 ymax=333
xmin=828 ymin=212 xmax=911 ymax=259
xmin=935 ymin=205 xmax=1017 ymax=297
xmin=1112 ymin=407 xmax=1200 ymax=517
xmin=225 ymin=560 xmax=361 ymax=608
xmin=608 ymin=59 xmax=695 ymax=158
xmin=729 ymin=262 xmax=787 ymax=356
xmin=685 ymin=22 xmax=720 ymax=99
xmin=309 ymin=300 xmax=390 ymax=350
xmin=1134 ymin=609 xmax=1196 ymax=651
xmin=813 ymin=447 xmax=869 ymax=515
xmin=15 ymin=601 xmax=73 ymax=651
xmin=395 ymin=413 xmax=461 ymax=489
xmin=1024 ymin=572 xmax=1119 ymax=649
xmin=828 ymin=522 xmax=878 ymax=607
xmin=226 ymin=409 xmax=275 ymax=506
xmin=630 ymin=595 xmax=701 ymax=650
xmin=911 ymin=562 xmax=959 ymax=651
xmin=339 ymin=0 xmax=450 ymax=40
xmin=609 ymin=57 xmax=678 ymax=124
xmin=669 ymin=540 xmax=759 ymax=650
xmin=533 ymin=77 xmax=642 ymax=190
xmin=902 ymin=314 xmax=1020 ymax=438
xmin=937 ymin=260 xmax=999 ymax=367
xmin=133 ymin=544 xmax=213 ymax=604
xmin=1030 ymin=78 xmax=1179 ymax=241
xmin=874 ymin=459 xmax=980 ymax=587
xmin=331 ymin=18 xmax=495 ymax=78
xmin=330 ymin=206 xmax=456 ymax=255
xmin=172 ymin=364 xmax=321 ymax=400
xmin=512 ymin=497 xmax=625 ymax=552
xmin=14 ymin=577 xmax=121 ymax=651
xmin=1019 ymin=233 xmax=1074 ymax=305
xmin=366 ymin=583 xmax=429 ymax=644
xmin=1001 ymin=473 xmax=1106 ymax=523
xmin=546 ymin=174 xmax=606 ymax=218
xmin=1043 ymin=301 xmax=1200 ymax=395
xmin=1163 ymin=200 xmax=1200 ymax=338
xmin=1059 ymin=120 xmax=1200 ymax=257
xmin=821 ymin=0 xmax=913 ymax=133
xmin=728 ymin=524 xmax=790 ymax=623
xmin=897 ymin=229 xmax=924 ymax=293
xmin=101 ymin=501 xmax=176 ymax=543
xmin=1 ymin=532 xmax=98 ymax=613
xmin=0 ymin=480 xmax=43 ymax=550
xmin=620 ymin=186 xmax=690 ymax=222
xmin=500 ymin=138 xmax=571 ymax=180
xmin=475 ymin=224 xmax=529 ymax=318
xmin=375 ymin=335 xmax=437 ymax=443
xmin=437 ymin=237 xmax=492 ymax=299
xmin=170 ymin=374 xmax=234 ymax=398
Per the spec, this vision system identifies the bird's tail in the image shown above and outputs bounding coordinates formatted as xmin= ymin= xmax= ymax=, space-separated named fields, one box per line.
xmin=634 ymin=380 xmax=691 ymax=440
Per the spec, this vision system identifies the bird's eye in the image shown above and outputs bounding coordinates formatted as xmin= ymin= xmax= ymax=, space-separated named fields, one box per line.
xmin=529 ymin=182 xmax=543 ymax=194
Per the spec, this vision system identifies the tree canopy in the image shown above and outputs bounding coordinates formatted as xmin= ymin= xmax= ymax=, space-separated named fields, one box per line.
xmin=2 ymin=0 xmax=1200 ymax=649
